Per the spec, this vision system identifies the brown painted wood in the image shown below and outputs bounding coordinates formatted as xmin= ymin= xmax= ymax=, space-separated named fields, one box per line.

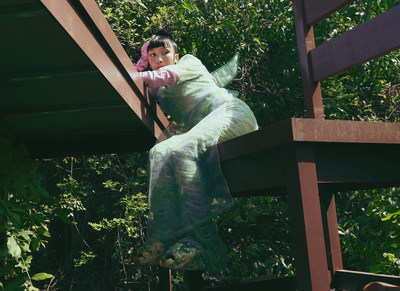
xmin=290 ymin=118 xmax=400 ymax=144
xmin=2 ymin=0 xmax=169 ymax=156
xmin=293 ymin=0 xmax=324 ymax=119
xmin=218 ymin=1 xmax=400 ymax=290
xmin=320 ymin=194 xmax=343 ymax=281
xmin=219 ymin=118 xmax=400 ymax=198
xmin=310 ymin=4 xmax=400 ymax=81
xmin=335 ymin=270 xmax=400 ymax=291
xmin=285 ymin=144 xmax=330 ymax=291
xmin=159 ymin=268 xmax=172 ymax=291
xmin=303 ymin=0 xmax=355 ymax=25
xmin=40 ymin=0 xmax=168 ymax=137
xmin=219 ymin=118 xmax=400 ymax=162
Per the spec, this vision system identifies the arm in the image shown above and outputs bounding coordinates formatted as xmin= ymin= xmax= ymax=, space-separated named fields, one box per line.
xmin=140 ymin=68 xmax=178 ymax=88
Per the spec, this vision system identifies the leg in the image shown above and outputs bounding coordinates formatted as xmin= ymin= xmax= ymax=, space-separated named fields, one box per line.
xmin=160 ymin=219 xmax=227 ymax=274
xmin=320 ymin=192 xmax=343 ymax=285
xmin=285 ymin=144 xmax=331 ymax=291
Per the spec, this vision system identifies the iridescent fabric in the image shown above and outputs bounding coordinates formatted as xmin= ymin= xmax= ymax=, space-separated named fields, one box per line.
xmin=146 ymin=54 xmax=258 ymax=274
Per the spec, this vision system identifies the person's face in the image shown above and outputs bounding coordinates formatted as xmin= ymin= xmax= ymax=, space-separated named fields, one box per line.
xmin=148 ymin=46 xmax=179 ymax=71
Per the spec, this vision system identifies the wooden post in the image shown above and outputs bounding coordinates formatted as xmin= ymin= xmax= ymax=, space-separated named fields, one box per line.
xmin=158 ymin=268 xmax=171 ymax=291
xmin=184 ymin=271 xmax=203 ymax=291
xmin=286 ymin=144 xmax=330 ymax=290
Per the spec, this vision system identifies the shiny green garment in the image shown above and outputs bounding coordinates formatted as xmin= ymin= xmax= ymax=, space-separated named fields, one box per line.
xmin=147 ymin=54 xmax=258 ymax=273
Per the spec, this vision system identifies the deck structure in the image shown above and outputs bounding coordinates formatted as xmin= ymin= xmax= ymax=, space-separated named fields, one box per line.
xmin=1 ymin=0 xmax=168 ymax=157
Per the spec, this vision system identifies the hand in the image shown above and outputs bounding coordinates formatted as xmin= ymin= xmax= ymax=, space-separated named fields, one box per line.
xmin=134 ymin=41 xmax=150 ymax=72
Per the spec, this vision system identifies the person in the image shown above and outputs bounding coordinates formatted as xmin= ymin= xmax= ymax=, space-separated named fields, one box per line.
xmin=131 ymin=29 xmax=258 ymax=274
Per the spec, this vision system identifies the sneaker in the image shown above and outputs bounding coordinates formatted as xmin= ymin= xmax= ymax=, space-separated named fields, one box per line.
xmin=134 ymin=242 xmax=165 ymax=266
xmin=159 ymin=242 xmax=206 ymax=271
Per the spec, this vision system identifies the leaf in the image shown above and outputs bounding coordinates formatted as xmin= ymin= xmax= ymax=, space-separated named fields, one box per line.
xmin=17 ymin=230 xmax=33 ymax=241
xmin=31 ymin=236 xmax=40 ymax=251
xmin=382 ymin=210 xmax=400 ymax=221
xmin=7 ymin=236 xmax=21 ymax=258
xmin=31 ymin=273 xmax=53 ymax=281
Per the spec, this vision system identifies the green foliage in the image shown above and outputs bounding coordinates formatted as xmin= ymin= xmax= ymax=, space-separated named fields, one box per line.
xmin=0 ymin=134 xmax=53 ymax=290
xmin=337 ymin=188 xmax=400 ymax=275
xmin=219 ymin=196 xmax=294 ymax=280
xmin=35 ymin=154 xmax=157 ymax=290
xmin=3 ymin=0 xmax=400 ymax=289
xmin=97 ymin=0 xmax=304 ymax=127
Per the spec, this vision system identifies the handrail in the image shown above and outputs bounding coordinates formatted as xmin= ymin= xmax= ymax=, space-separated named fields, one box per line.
xmin=303 ymin=0 xmax=355 ymax=25
xmin=310 ymin=4 xmax=400 ymax=81
xmin=41 ymin=0 xmax=168 ymax=137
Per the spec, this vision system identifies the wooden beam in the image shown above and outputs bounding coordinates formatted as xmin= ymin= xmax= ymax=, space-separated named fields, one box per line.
xmin=285 ymin=144 xmax=330 ymax=290
xmin=40 ymin=0 xmax=168 ymax=137
xmin=0 ymin=2 xmax=48 ymax=20
xmin=335 ymin=270 xmax=400 ymax=290
xmin=219 ymin=118 xmax=400 ymax=162
xmin=310 ymin=4 xmax=400 ymax=81
xmin=303 ymin=0 xmax=355 ymax=25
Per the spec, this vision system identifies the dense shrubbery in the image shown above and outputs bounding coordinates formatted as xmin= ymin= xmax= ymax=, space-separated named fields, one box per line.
xmin=0 ymin=134 xmax=53 ymax=290
xmin=2 ymin=0 xmax=400 ymax=289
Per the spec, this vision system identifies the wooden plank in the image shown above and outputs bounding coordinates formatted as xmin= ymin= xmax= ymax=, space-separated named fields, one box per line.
xmin=222 ymin=142 xmax=400 ymax=197
xmin=303 ymin=0 xmax=355 ymax=25
xmin=40 ymin=0 xmax=168 ymax=137
xmin=221 ymin=146 xmax=287 ymax=196
xmin=310 ymin=4 xmax=400 ymax=81
xmin=219 ymin=118 xmax=400 ymax=163
xmin=218 ymin=118 xmax=295 ymax=161
xmin=219 ymin=118 xmax=400 ymax=196
xmin=293 ymin=0 xmax=324 ymax=118
xmin=320 ymin=193 xmax=343 ymax=279
xmin=291 ymin=118 xmax=400 ymax=144
xmin=334 ymin=270 xmax=400 ymax=290
xmin=315 ymin=143 xmax=400 ymax=184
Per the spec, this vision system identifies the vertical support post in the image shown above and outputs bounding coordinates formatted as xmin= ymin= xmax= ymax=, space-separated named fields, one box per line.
xmin=286 ymin=144 xmax=330 ymax=291
xmin=159 ymin=268 xmax=171 ymax=291
xmin=321 ymin=193 xmax=344 ymax=289
xmin=293 ymin=0 xmax=325 ymax=119
xmin=184 ymin=271 xmax=203 ymax=291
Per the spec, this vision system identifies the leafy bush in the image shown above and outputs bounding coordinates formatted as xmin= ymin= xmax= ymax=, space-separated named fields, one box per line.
xmin=35 ymin=154 xmax=156 ymax=290
xmin=0 ymin=133 xmax=53 ymax=290
xmin=337 ymin=188 xmax=400 ymax=275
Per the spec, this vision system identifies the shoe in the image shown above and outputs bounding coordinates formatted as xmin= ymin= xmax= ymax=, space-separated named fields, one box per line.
xmin=159 ymin=242 xmax=206 ymax=271
xmin=134 ymin=242 xmax=165 ymax=266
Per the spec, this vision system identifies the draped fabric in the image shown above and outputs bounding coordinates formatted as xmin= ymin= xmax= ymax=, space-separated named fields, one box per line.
xmin=146 ymin=54 xmax=258 ymax=273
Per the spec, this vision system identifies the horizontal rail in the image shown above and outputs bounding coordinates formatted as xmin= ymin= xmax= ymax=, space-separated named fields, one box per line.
xmin=304 ymin=0 xmax=355 ymax=25
xmin=40 ymin=0 xmax=168 ymax=136
xmin=335 ymin=270 xmax=400 ymax=290
xmin=218 ymin=118 xmax=400 ymax=162
xmin=310 ymin=4 xmax=400 ymax=81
